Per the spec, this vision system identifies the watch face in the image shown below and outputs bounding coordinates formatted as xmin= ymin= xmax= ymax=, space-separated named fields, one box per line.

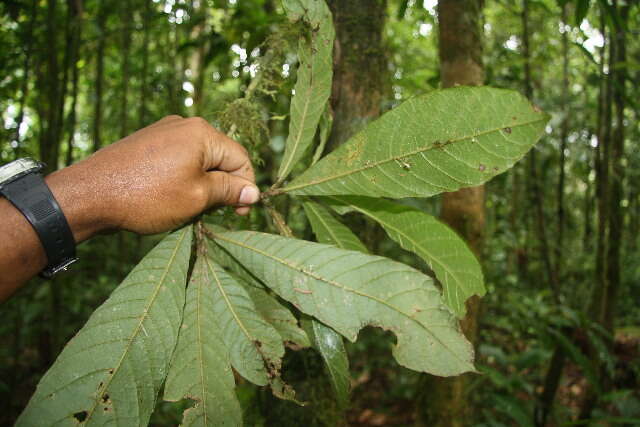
xmin=0 ymin=158 xmax=42 ymax=186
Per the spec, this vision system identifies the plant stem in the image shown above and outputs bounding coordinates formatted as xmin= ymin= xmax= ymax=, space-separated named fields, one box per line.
xmin=262 ymin=199 xmax=293 ymax=237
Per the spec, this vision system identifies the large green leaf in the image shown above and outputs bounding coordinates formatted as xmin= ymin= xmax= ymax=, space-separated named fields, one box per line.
xmin=282 ymin=86 xmax=548 ymax=197
xmin=208 ymin=229 xmax=475 ymax=376
xmin=303 ymin=200 xmax=367 ymax=253
xmin=323 ymin=196 xmax=484 ymax=317
xmin=276 ymin=0 xmax=334 ymax=182
xmin=17 ymin=227 xmax=193 ymax=427
xmin=164 ymin=254 xmax=242 ymax=427
xmin=203 ymin=254 xmax=285 ymax=387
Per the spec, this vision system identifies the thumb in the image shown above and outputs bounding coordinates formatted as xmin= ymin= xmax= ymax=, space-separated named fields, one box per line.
xmin=204 ymin=171 xmax=260 ymax=208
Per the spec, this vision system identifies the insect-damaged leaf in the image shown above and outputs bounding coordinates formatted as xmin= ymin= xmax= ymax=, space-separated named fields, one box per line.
xmin=164 ymin=255 xmax=242 ymax=427
xmin=17 ymin=227 xmax=193 ymax=427
xmin=276 ymin=0 xmax=334 ymax=183
xmin=283 ymin=86 xmax=549 ymax=197
xmin=323 ymin=196 xmax=484 ymax=317
xmin=207 ymin=228 xmax=475 ymax=376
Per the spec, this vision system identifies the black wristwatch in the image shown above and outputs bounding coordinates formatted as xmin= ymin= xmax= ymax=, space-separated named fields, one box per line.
xmin=0 ymin=158 xmax=78 ymax=278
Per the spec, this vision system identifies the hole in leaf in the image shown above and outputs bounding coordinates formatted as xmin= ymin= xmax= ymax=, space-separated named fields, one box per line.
xmin=101 ymin=393 xmax=109 ymax=403
xmin=73 ymin=411 xmax=88 ymax=422
xmin=108 ymin=369 xmax=114 ymax=375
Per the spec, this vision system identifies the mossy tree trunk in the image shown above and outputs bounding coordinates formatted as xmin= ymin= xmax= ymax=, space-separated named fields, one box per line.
xmin=418 ymin=1 xmax=485 ymax=426
xmin=326 ymin=0 xmax=388 ymax=150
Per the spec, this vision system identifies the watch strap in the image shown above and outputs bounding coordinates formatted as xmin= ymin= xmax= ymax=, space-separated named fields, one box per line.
xmin=1 ymin=172 xmax=77 ymax=277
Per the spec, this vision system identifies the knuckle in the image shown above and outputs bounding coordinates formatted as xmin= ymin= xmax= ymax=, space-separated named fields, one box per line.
xmin=187 ymin=116 xmax=212 ymax=134
xmin=165 ymin=114 xmax=183 ymax=121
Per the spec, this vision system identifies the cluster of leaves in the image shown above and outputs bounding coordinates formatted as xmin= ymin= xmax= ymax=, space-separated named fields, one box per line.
xmin=17 ymin=1 xmax=549 ymax=425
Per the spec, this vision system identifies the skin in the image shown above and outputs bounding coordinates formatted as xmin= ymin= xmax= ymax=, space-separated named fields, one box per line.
xmin=0 ymin=115 xmax=260 ymax=301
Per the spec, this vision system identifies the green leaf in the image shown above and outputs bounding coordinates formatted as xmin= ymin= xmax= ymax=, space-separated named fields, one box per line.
xmin=282 ymin=86 xmax=548 ymax=198
xmin=323 ymin=196 xmax=484 ymax=317
xmin=203 ymin=255 xmax=285 ymax=388
xmin=303 ymin=200 xmax=368 ymax=253
xmin=301 ymin=317 xmax=351 ymax=409
xmin=208 ymin=229 xmax=475 ymax=376
xmin=242 ymin=280 xmax=311 ymax=348
xmin=164 ymin=254 xmax=242 ymax=427
xmin=277 ymin=0 xmax=334 ymax=182
xmin=17 ymin=227 xmax=193 ymax=427
xmin=282 ymin=0 xmax=328 ymax=27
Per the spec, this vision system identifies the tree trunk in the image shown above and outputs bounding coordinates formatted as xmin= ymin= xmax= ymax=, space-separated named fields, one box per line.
xmin=64 ymin=0 xmax=83 ymax=166
xmin=579 ymin=0 xmax=629 ymax=419
xmin=118 ymin=1 xmax=132 ymax=138
xmin=92 ymin=1 xmax=107 ymax=152
xmin=534 ymin=5 xmax=571 ymax=425
xmin=139 ymin=0 xmax=151 ymax=128
xmin=326 ymin=0 xmax=388 ymax=151
xmin=12 ymin=0 xmax=38 ymax=159
xmin=418 ymin=1 xmax=484 ymax=425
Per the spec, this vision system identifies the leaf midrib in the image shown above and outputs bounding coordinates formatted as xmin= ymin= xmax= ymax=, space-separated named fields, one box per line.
xmin=205 ymin=257 xmax=257 ymax=351
xmin=211 ymin=231 xmax=467 ymax=364
xmin=279 ymin=25 xmax=329 ymax=181
xmin=197 ymin=262 xmax=208 ymax=425
xmin=84 ymin=228 xmax=188 ymax=423
xmin=305 ymin=202 xmax=347 ymax=250
xmin=283 ymin=116 xmax=544 ymax=193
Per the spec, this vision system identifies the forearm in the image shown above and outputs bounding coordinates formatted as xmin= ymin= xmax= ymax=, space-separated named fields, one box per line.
xmin=0 ymin=166 xmax=105 ymax=301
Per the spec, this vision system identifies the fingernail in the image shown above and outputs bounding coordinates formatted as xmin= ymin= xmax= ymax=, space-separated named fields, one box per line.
xmin=239 ymin=186 xmax=260 ymax=205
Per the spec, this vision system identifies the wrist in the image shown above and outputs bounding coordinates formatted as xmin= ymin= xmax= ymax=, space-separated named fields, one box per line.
xmin=45 ymin=163 xmax=113 ymax=242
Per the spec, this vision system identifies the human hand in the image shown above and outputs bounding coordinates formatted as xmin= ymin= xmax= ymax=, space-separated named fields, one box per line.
xmin=46 ymin=115 xmax=259 ymax=238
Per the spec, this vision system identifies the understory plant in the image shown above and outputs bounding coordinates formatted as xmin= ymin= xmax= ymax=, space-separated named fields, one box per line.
xmin=17 ymin=1 xmax=549 ymax=425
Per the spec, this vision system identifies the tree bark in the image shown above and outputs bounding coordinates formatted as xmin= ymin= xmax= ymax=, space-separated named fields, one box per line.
xmin=139 ymin=0 xmax=151 ymax=128
xmin=64 ymin=0 xmax=83 ymax=166
xmin=12 ymin=0 xmax=38 ymax=159
xmin=92 ymin=1 xmax=107 ymax=152
xmin=326 ymin=0 xmax=388 ymax=150
xmin=534 ymin=5 xmax=571 ymax=425
xmin=118 ymin=1 xmax=132 ymax=138
xmin=418 ymin=1 xmax=484 ymax=425
xmin=579 ymin=0 xmax=629 ymax=419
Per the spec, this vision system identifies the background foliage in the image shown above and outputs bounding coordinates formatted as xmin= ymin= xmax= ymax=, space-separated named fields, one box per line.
xmin=1 ymin=0 xmax=639 ymax=425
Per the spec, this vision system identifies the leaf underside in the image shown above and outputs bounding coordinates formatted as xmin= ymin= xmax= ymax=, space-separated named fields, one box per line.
xmin=164 ymin=254 xmax=242 ymax=427
xmin=208 ymin=228 xmax=475 ymax=377
xmin=202 ymin=254 xmax=285 ymax=388
xmin=277 ymin=0 xmax=335 ymax=182
xmin=17 ymin=227 xmax=193 ymax=427
xmin=283 ymin=86 xmax=549 ymax=197
xmin=323 ymin=196 xmax=484 ymax=317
